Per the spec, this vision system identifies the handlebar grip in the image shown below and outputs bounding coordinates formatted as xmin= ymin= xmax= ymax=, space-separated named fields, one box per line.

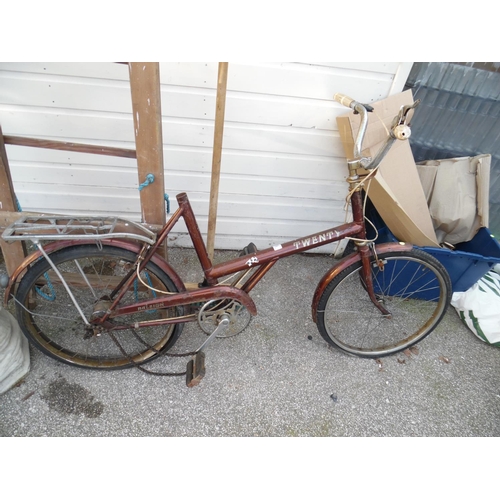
xmin=333 ymin=93 xmax=356 ymax=109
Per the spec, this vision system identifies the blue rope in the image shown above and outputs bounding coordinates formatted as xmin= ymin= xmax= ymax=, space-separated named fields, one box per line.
xmin=134 ymin=271 xmax=157 ymax=314
xmin=36 ymin=272 xmax=56 ymax=301
xmin=164 ymin=193 xmax=170 ymax=214
xmin=138 ymin=173 xmax=155 ymax=191
xmin=134 ymin=273 xmax=157 ymax=299
xmin=138 ymin=173 xmax=170 ymax=214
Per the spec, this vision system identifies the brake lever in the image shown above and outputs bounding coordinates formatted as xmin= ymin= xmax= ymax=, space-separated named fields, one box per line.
xmin=388 ymin=100 xmax=421 ymax=141
xmin=395 ymin=99 xmax=421 ymax=126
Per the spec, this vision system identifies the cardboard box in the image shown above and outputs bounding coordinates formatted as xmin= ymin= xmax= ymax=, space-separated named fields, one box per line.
xmin=337 ymin=90 xmax=441 ymax=247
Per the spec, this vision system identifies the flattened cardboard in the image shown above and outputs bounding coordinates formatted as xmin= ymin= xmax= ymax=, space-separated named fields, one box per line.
xmin=337 ymin=90 xmax=440 ymax=247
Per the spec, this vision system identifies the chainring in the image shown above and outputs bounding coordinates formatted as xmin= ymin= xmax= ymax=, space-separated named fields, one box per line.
xmin=198 ymin=299 xmax=251 ymax=337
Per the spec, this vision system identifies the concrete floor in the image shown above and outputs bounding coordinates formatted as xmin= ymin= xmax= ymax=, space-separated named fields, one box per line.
xmin=1 ymin=247 xmax=499 ymax=437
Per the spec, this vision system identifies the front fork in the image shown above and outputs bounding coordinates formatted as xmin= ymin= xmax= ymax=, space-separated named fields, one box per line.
xmin=357 ymin=243 xmax=392 ymax=318
xmin=349 ymin=172 xmax=392 ymax=318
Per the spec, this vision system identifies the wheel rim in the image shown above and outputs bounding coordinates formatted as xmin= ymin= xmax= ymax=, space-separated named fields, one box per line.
xmin=17 ymin=246 xmax=182 ymax=369
xmin=320 ymin=253 xmax=449 ymax=357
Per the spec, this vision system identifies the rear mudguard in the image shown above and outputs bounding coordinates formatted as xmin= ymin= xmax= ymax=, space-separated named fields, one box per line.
xmin=3 ymin=239 xmax=187 ymax=306
xmin=311 ymin=242 xmax=413 ymax=323
xmin=4 ymin=238 xmax=258 ymax=316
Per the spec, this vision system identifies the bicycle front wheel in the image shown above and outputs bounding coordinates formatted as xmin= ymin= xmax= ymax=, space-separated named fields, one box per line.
xmin=14 ymin=244 xmax=185 ymax=369
xmin=316 ymin=249 xmax=451 ymax=358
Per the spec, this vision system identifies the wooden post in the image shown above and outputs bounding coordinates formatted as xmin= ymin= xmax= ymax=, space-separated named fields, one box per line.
xmin=0 ymin=126 xmax=26 ymax=275
xmin=128 ymin=63 xmax=166 ymax=228
xmin=207 ymin=62 xmax=229 ymax=261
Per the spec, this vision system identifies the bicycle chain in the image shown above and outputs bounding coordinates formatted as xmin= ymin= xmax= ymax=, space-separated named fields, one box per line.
xmin=107 ymin=329 xmax=198 ymax=377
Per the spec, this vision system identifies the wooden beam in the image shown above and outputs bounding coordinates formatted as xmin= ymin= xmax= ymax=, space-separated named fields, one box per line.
xmin=207 ymin=62 xmax=229 ymax=261
xmin=3 ymin=135 xmax=136 ymax=159
xmin=128 ymin=63 xmax=166 ymax=228
xmin=0 ymin=126 xmax=26 ymax=275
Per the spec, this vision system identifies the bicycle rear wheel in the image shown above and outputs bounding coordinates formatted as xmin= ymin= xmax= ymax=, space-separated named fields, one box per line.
xmin=316 ymin=249 xmax=451 ymax=357
xmin=14 ymin=244 xmax=185 ymax=369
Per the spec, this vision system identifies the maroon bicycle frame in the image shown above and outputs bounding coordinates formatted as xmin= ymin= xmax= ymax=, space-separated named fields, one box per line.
xmin=100 ymin=188 xmax=393 ymax=328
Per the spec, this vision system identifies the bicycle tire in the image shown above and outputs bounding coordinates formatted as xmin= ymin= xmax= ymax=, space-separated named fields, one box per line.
xmin=14 ymin=244 xmax=185 ymax=369
xmin=316 ymin=248 xmax=452 ymax=358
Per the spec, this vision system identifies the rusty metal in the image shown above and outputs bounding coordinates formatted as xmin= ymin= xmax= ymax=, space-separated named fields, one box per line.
xmin=338 ymin=189 xmax=392 ymax=316
xmin=142 ymin=205 xmax=183 ymax=258
xmin=100 ymin=315 xmax=195 ymax=331
xmin=357 ymin=244 xmax=391 ymax=317
xmin=350 ymin=190 xmax=366 ymax=227
xmin=176 ymin=193 xmax=216 ymax=283
xmin=208 ymin=222 xmax=364 ymax=281
xmin=110 ymin=284 xmax=257 ymax=319
xmin=241 ymin=261 xmax=278 ymax=294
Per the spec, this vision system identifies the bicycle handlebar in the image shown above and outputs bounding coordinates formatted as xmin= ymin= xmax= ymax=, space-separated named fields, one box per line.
xmin=335 ymin=93 xmax=369 ymax=160
xmin=335 ymin=93 xmax=419 ymax=170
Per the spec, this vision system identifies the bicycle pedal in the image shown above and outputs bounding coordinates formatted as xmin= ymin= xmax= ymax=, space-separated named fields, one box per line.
xmin=238 ymin=242 xmax=258 ymax=257
xmin=186 ymin=352 xmax=206 ymax=387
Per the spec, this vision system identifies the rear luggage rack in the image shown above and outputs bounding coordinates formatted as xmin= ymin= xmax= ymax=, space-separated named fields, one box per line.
xmin=2 ymin=215 xmax=157 ymax=245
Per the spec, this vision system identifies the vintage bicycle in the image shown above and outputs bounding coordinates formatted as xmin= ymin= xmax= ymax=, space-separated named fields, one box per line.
xmin=1 ymin=94 xmax=452 ymax=386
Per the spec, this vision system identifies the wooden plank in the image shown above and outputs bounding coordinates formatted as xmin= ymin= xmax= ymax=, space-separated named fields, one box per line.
xmin=128 ymin=63 xmax=166 ymax=228
xmin=3 ymin=135 xmax=136 ymax=158
xmin=0 ymin=126 xmax=26 ymax=275
xmin=207 ymin=62 xmax=228 ymax=260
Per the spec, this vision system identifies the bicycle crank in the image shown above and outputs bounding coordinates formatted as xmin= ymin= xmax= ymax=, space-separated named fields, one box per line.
xmin=197 ymin=298 xmax=251 ymax=337
xmin=186 ymin=314 xmax=230 ymax=387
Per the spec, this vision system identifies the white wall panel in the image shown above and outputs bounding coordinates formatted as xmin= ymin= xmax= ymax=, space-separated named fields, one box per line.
xmin=0 ymin=62 xmax=413 ymax=254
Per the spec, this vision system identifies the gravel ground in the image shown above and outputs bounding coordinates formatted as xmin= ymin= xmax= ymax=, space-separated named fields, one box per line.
xmin=1 ymin=247 xmax=499 ymax=437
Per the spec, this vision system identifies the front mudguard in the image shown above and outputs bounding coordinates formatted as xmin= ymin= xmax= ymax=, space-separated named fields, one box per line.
xmin=311 ymin=242 xmax=413 ymax=323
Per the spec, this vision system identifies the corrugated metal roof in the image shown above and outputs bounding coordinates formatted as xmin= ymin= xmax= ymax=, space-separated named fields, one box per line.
xmin=404 ymin=62 xmax=500 ymax=237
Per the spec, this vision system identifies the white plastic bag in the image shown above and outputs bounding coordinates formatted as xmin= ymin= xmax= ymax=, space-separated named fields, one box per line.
xmin=0 ymin=308 xmax=30 ymax=394
xmin=451 ymin=270 xmax=500 ymax=346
